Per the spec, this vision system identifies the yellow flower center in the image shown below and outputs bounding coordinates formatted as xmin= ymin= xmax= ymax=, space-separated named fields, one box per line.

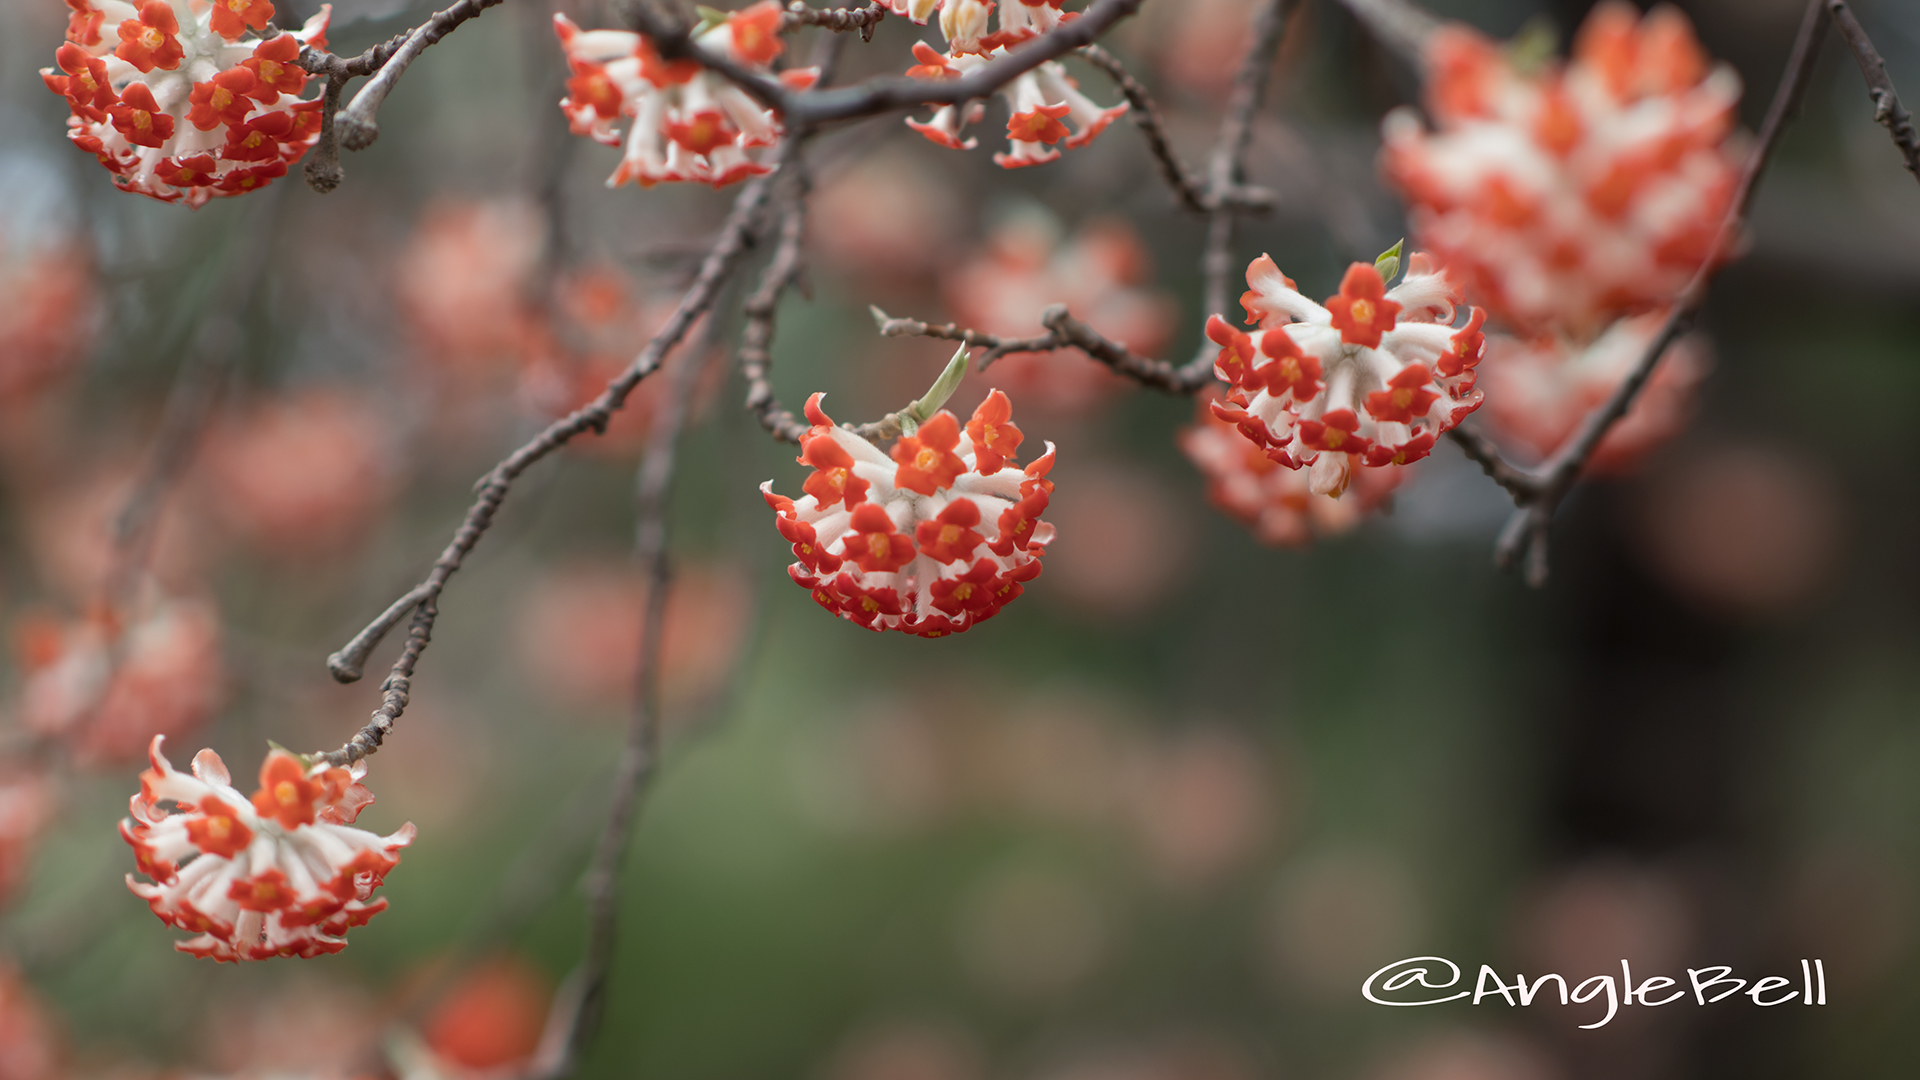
xmin=1350 ymin=299 xmax=1375 ymax=324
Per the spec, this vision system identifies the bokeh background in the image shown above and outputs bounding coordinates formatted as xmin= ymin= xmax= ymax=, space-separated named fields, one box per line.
xmin=3 ymin=0 xmax=1918 ymax=1078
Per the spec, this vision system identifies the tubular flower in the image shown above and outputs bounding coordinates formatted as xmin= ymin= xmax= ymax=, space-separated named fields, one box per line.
xmin=1380 ymin=2 xmax=1741 ymax=337
xmin=1478 ymin=312 xmax=1709 ymax=475
xmin=1210 ymin=253 xmax=1484 ymax=497
xmin=120 ymin=736 xmax=415 ymax=962
xmin=554 ymin=3 xmax=819 ymax=189
xmin=901 ymin=1 xmax=1127 ymax=168
xmin=42 ymin=1 xmax=330 ymax=207
xmin=763 ymin=391 xmax=1055 ymax=637
xmin=1179 ymin=391 xmax=1402 ymax=548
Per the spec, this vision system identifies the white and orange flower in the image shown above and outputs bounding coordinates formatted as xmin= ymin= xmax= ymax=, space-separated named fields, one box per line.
xmin=1179 ymin=391 xmax=1402 ymax=547
xmin=764 ymin=390 xmax=1054 ymax=637
xmin=1207 ymin=253 xmax=1485 ymax=497
xmin=1478 ymin=313 xmax=1709 ymax=474
xmin=554 ymin=2 xmax=818 ymax=189
xmin=120 ymin=736 xmax=414 ymax=961
xmin=1381 ymin=2 xmax=1741 ymax=336
xmin=43 ymin=0 xmax=332 ymax=206
xmin=901 ymin=0 xmax=1127 ymax=168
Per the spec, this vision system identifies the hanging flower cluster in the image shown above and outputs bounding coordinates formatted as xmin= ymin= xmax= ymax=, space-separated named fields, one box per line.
xmin=1179 ymin=392 xmax=1403 ymax=547
xmin=899 ymin=0 xmax=1128 ymax=168
xmin=554 ymin=2 xmax=818 ymax=189
xmin=121 ymin=736 xmax=415 ymax=962
xmin=764 ymin=390 xmax=1055 ymax=637
xmin=1206 ymin=252 xmax=1486 ymax=497
xmin=1478 ymin=313 xmax=1709 ymax=474
xmin=1380 ymin=1 xmax=1741 ymax=337
xmin=943 ymin=210 xmax=1177 ymax=412
xmin=42 ymin=0 xmax=332 ymax=207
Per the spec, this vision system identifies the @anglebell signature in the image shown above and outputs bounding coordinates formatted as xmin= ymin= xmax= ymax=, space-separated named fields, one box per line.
xmin=1362 ymin=955 xmax=1829 ymax=1030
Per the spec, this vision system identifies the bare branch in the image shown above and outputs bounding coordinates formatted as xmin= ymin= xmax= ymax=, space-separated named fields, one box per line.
xmin=635 ymin=0 xmax=1147 ymax=127
xmin=539 ymin=244 xmax=711 ymax=1080
xmin=784 ymin=1 xmax=887 ymax=40
xmin=1444 ymin=426 xmax=1535 ymax=502
xmin=1491 ymin=0 xmax=1832 ymax=583
xmin=1041 ymin=305 xmax=1216 ymax=393
xmin=740 ymin=187 xmax=815 ymax=443
xmin=326 ymin=584 xmax=432 ymax=684
xmin=1827 ymin=1 xmax=1920 ymax=186
xmin=334 ymin=0 xmax=507 ymax=150
xmin=1077 ymin=45 xmax=1209 ymax=214
xmin=310 ymin=168 xmax=780 ymax=767
xmin=874 ymin=311 xmax=1059 ymax=371
xmin=1195 ymin=0 xmax=1295 ymax=359
xmin=296 ymin=0 xmax=506 ymax=190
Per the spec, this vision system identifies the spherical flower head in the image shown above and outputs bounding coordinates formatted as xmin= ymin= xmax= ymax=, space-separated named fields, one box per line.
xmin=120 ymin=735 xmax=415 ymax=961
xmin=1179 ymin=391 xmax=1402 ymax=547
xmin=1380 ymin=1 xmax=1741 ymax=337
xmin=1479 ymin=311 xmax=1709 ymax=474
xmin=764 ymin=390 xmax=1055 ymax=637
xmin=1211 ymin=252 xmax=1483 ymax=496
xmin=43 ymin=1 xmax=330 ymax=207
xmin=553 ymin=4 xmax=819 ymax=190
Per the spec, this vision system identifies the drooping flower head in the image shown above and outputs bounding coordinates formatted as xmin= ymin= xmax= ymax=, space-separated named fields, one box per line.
xmin=1381 ymin=2 xmax=1741 ymax=336
xmin=554 ymin=2 xmax=819 ymax=189
xmin=1179 ymin=391 xmax=1402 ymax=547
xmin=42 ymin=0 xmax=332 ymax=206
xmin=1208 ymin=252 xmax=1485 ymax=497
xmin=900 ymin=1 xmax=1128 ymax=168
xmin=1478 ymin=312 xmax=1709 ymax=474
xmin=121 ymin=736 xmax=415 ymax=961
xmin=764 ymin=390 xmax=1055 ymax=637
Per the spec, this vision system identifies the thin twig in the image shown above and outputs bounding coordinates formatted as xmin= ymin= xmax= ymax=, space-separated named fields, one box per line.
xmin=1492 ymin=0 xmax=1832 ymax=584
xmin=1195 ymin=0 xmax=1294 ymax=361
xmin=537 ymin=233 xmax=714 ymax=1080
xmin=784 ymin=1 xmax=886 ymax=40
xmin=1827 ymin=1 xmax=1920 ymax=185
xmin=309 ymin=169 xmax=780 ymax=767
xmin=335 ymin=0 xmax=508 ymax=150
xmin=1443 ymin=425 xmax=1534 ymax=501
xmin=296 ymin=0 xmax=505 ymax=190
xmin=740 ymin=189 xmax=815 ymax=443
xmin=1077 ymin=45 xmax=1210 ymax=214
xmin=874 ymin=311 xmax=1059 ymax=372
xmin=633 ymin=0 xmax=1146 ymax=126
